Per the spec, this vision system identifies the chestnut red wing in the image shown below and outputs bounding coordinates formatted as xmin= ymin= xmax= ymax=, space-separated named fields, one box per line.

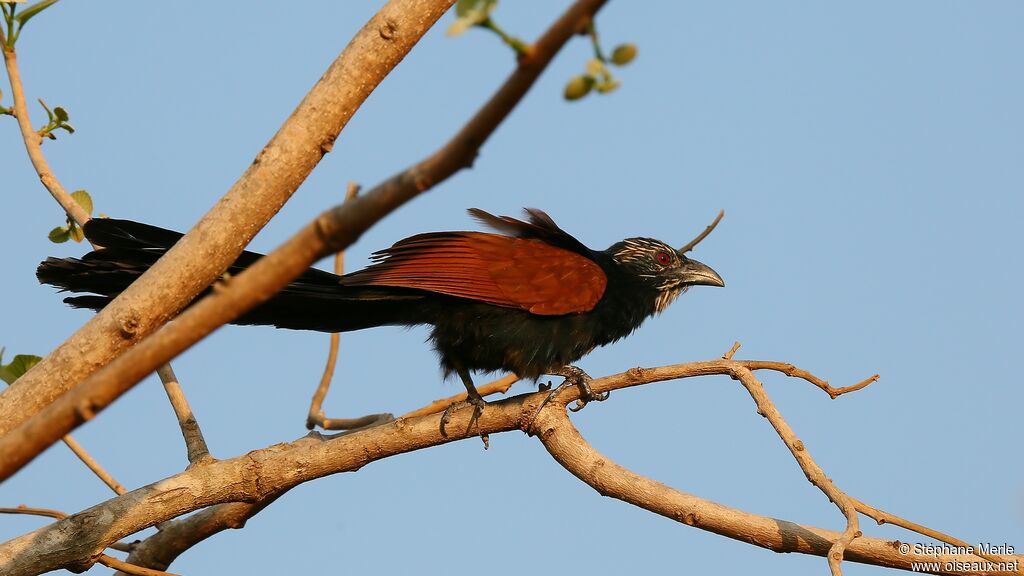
xmin=338 ymin=232 xmax=607 ymax=315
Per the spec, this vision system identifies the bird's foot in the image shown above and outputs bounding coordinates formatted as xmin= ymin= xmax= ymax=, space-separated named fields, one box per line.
xmin=526 ymin=367 xmax=608 ymax=436
xmin=554 ymin=365 xmax=608 ymax=412
xmin=439 ymin=393 xmax=487 ymax=439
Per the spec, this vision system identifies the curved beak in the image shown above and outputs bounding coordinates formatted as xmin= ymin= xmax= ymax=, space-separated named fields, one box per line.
xmin=678 ymin=257 xmax=725 ymax=287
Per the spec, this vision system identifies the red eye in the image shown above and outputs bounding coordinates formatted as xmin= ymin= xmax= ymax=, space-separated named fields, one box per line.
xmin=655 ymin=251 xmax=672 ymax=265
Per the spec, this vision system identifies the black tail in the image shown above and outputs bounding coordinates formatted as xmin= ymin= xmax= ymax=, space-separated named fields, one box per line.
xmin=37 ymin=218 xmax=431 ymax=333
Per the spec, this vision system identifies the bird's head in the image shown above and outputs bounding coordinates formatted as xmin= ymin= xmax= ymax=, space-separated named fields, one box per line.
xmin=607 ymin=237 xmax=725 ymax=313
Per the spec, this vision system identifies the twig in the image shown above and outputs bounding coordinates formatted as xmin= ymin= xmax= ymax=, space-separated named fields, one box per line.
xmin=677 ymin=209 xmax=724 ymax=253
xmin=851 ymin=496 xmax=1016 ymax=566
xmin=97 ymin=555 xmax=179 ymax=576
xmin=0 ymin=0 xmax=458 ymax=440
xmin=730 ymin=365 xmax=860 ymax=575
xmin=401 ymin=374 xmax=519 ymax=418
xmin=306 ymin=183 xmax=392 ymax=431
xmin=156 ymin=364 xmax=210 ymax=464
xmin=0 ymin=0 xmax=612 ymax=480
xmin=5 ymin=360 xmax=1017 ymax=576
xmin=739 ymin=360 xmax=880 ymax=399
xmin=1 ymin=381 xmax=125 ymax=495
xmin=61 ymin=436 xmax=126 ymax=494
xmin=722 ymin=341 xmax=741 ymax=360
xmin=0 ymin=33 xmax=90 ymax=227
xmin=0 ymin=505 xmax=67 ymax=520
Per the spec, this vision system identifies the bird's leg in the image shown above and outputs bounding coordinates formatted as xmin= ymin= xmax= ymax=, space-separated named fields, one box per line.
xmin=553 ymin=365 xmax=609 ymax=412
xmin=440 ymin=367 xmax=487 ymax=438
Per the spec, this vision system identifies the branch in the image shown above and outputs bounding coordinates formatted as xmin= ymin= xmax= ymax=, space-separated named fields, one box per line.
xmin=401 ymin=374 xmax=519 ymax=418
xmin=0 ymin=506 xmax=170 ymax=574
xmin=305 ymin=183 xmax=391 ymax=431
xmin=60 ymin=435 xmax=126 ymax=494
xmin=114 ymin=497 xmax=283 ymax=576
xmin=729 ymin=364 xmax=860 ymax=575
xmin=739 ymin=360 xmax=880 ymax=399
xmin=3 ymin=360 xmax=1016 ymax=576
xmin=1 ymin=381 xmax=125 ymax=495
xmin=156 ymin=364 xmax=210 ymax=464
xmin=0 ymin=0 xmax=611 ymax=481
xmin=677 ymin=209 xmax=724 ymax=253
xmin=0 ymin=37 xmax=90 ymax=226
xmin=0 ymin=0 xmax=457 ymax=439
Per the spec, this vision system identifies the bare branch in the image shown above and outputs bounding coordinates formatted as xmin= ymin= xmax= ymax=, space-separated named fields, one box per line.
xmin=114 ymin=497 xmax=283 ymax=576
xmin=306 ymin=183 xmax=392 ymax=431
xmin=850 ymin=496 xmax=1012 ymax=567
xmin=402 ymin=374 xmax=519 ymax=418
xmin=678 ymin=209 xmax=724 ymax=254
xmin=97 ymin=555 xmax=178 ymax=576
xmin=0 ymin=0 xmax=458 ymax=439
xmin=722 ymin=340 xmax=741 ymax=360
xmin=0 ymin=0 xmax=611 ymax=480
xmin=739 ymin=360 xmax=880 ymax=399
xmin=729 ymin=365 xmax=860 ymax=575
xmin=0 ymin=505 xmax=67 ymax=520
xmin=156 ymin=364 xmax=210 ymax=464
xmin=3 ymin=360 xmax=1015 ymax=576
xmin=60 ymin=435 xmax=126 ymax=494
xmin=0 ymin=506 xmax=139 ymax=561
xmin=1 ymin=382 xmax=125 ymax=495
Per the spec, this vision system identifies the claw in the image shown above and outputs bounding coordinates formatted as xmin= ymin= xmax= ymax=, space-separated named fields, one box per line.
xmin=439 ymin=394 xmax=487 ymax=439
xmin=526 ymin=366 xmax=608 ymax=434
xmin=555 ymin=365 xmax=609 ymax=412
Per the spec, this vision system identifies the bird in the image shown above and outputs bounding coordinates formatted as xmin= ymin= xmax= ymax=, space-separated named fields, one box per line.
xmin=37 ymin=208 xmax=724 ymax=426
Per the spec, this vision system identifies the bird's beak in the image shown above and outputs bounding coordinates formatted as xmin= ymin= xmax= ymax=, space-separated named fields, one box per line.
xmin=678 ymin=257 xmax=725 ymax=287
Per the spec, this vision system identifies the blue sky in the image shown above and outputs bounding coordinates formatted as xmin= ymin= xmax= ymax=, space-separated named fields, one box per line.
xmin=1 ymin=2 xmax=1021 ymax=574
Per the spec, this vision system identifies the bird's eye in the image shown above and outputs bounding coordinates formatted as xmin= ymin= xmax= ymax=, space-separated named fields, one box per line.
xmin=655 ymin=251 xmax=672 ymax=266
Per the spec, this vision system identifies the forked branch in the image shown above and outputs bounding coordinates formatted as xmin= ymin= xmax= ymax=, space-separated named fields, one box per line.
xmin=3 ymin=358 xmax=1017 ymax=576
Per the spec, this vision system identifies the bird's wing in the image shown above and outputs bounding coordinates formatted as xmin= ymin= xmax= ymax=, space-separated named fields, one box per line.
xmin=338 ymin=232 xmax=607 ymax=315
xmin=468 ymin=208 xmax=594 ymax=256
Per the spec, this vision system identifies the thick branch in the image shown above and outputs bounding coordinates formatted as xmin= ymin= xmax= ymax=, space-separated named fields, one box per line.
xmin=0 ymin=0 xmax=610 ymax=481
xmin=2 ymin=360 xmax=1015 ymax=576
xmin=113 ymin=497 xmax=283 ymax=576
xmin=0 ymin=0 xmax=456 ymax=438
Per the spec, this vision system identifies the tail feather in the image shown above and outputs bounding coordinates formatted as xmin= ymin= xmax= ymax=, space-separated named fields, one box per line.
xmin=37 ymin=218 xmax=432 ymax=333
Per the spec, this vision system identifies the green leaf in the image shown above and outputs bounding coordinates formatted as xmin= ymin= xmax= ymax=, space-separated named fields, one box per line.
xmin=610 ymin=43 xmax=638 ymax=66
xmin=446 ymin=17 xmax=475 ymax=37
xmin=60 ymin=123 xmax=74 ymax=134
xmin=69 ymin=222 xmax=85 ymax=242
xmin=449 ymin=0 xmax=495 ymax=35
xmin=54 ymin=106 xmax=68 ymax=122
xmin=454 ymin=0 xmax=495 ymax=19
xmin=564 ymin=75 xmax=595 ymax=101
xmin=71 ymin=189 xmax=93 ymax=214
xmin=0 ymin=349 xmax=43 ymax=385
xmin=14 ymin=0 xmax=61 ymax=26
xmin=48 ymin=225 xmax=70 ymax=243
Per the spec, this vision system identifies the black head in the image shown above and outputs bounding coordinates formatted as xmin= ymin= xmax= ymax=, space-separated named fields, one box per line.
xmin=606 ymin=237 xmax=725 ymax=313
